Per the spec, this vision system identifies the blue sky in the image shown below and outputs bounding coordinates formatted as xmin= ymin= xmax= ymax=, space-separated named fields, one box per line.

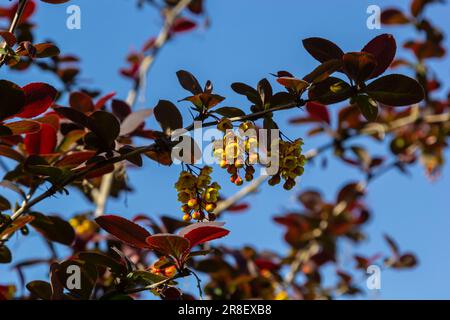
xmin=2 ymin=0 xmax=450 ymax=299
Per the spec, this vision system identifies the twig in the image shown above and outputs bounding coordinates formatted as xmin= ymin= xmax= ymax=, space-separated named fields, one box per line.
xmin=0 ymin=0 xmax=28 ymax=68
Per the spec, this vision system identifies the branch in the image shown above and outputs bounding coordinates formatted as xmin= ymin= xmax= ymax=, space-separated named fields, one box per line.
xmin=94 ymin=0 xmax=194 ymax=216
xmin=0 ymin=0 xmax=29 ymax=68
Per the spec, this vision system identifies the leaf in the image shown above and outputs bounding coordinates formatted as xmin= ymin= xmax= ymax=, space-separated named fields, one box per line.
xmin=24 ymin=123 xmax=57 ymax=155
xmin=214 ymin=107 xmax=245 ymax=118
xmin=306 ymin=102 xmax=330 ymax=124
xmin=366 ymin=74 xmax=425 ymax=106
xmin=95 ymin=215 xmax=151 ymax=248
xmin=0 ymin=31 xmax=16 ymax=46
xmin=57 ymin=260 xmax=97 ymax=300
xmin=308 ymin=77 xmax=352 ymax=105
xmin=34 ymin=43 xmax=60 ymax=58
xmin=178 ymin=222 xmax=230 ymax=248
xmin=171 ymin=18 xmax=197 ymax=34
xmin=119 ymin=108 xmax=152 ymax=136
xmin=54 ymin=151 xmax=96 ymax=169
xmin=176 ymin=70 xmax=203 ymax=95
xmin=0 ymin=246 xmax=12 ymax=264
xmin=0 ymin=145 xmax=25 ymax=162
xmin=381 ymin=9 xmax=410 ymax=25
xmin=127 ymin=270 xmax=168 ymax=285
xmin=69 ymin=91 xmax=94 ymax=113
xmin=4 ymin=120 xmax=41 ymax=135
xmin=16 ymin=83 xmax=57 ymax=119
xmin=342 ymin=52 xmax=377 ymax=83
xmin=29 ymin=212 xmax=75 ymax=246
xmin=0 ymin=194 xmax=11 ymax=210
xmin=26 ymin=281 xmax=52 ymax=300
xmin=276 ymin=77 xmax=309 ymax=93
xmin=145 ymin=234 xmax=190 ymax=258
xmin=95 ymin=92 xmax=116 ymax=110
xmin=354 ymin=95 xmax=379 ymax=121
xmin=303 ymin=59 xmax=342 ymax=84
xmin=77 ymin=252 xmax=126 ymax=275
xmin=154 ymin=100 xmax=183 ymax=135
xmin=0 ymin=80 xmax=25 ymax=121
xmin=181 ymin=93 xmax=225 ymax=110
xmin=302 ymin=37 xmax=344 ymax=63
xmin=362 ymin=34 xmax=397 ymax=79
xmin=86 ymin=111 xmax=120 ymax=147
xmin=231 ymin=82 xmax=262 ymax=105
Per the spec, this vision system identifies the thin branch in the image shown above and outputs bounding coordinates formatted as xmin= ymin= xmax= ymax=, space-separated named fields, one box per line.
xmin=0 ymin=0 xmax=28 ymax=68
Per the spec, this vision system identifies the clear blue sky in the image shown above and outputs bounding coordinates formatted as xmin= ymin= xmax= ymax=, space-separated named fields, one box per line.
xmin=2 ymin=0 xmax=450 ymax=299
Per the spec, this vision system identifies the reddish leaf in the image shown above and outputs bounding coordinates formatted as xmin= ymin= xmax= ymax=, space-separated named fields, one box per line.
xmin=342 ymin=52 xmax=377 ymax=83
xmin=178 ymin=222 xmax=230 ymax=248
xmin=24 ymin=123 xmax=57 ymax=155
xmin=95 ymin=92 xmax=116 ymax=110
xmin=227 ymin=203 xmax=250 ymax=212
xmin=171 ymin=18 xmax=197 ymax=33
xmin=95 ymin=215 xmax=151 ymax=249
xmin=69 ymin=91 xmax=94 ymax=113
xmin=16 ymin=83 xmax=58 ymax=119
xmin=381 ymin=9 xmax=410 ymax=25
xmin=362 ymin=34 xmax=396 ymax=79
xmin=54 ymin=151 xmax=96 ymax=169
xmin=146 ymin=234 xmax=190 ymax=258
xmin=306 ymin=102 xmax=330 ymax=124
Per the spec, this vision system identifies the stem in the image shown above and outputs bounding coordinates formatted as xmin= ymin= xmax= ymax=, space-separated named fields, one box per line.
xmin=0 ymin=0 xmax=28 ymax=68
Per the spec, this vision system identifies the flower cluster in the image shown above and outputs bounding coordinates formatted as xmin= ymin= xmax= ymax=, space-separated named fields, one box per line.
xmin=69 ymin=215 xmax=97 ymax=240
xmin=214 ymin=120 xmax=258 ymax=185
xmin=175 ymin=166 xmax=221 ymax=221
xmin=268 ymin=139 xmax=306 ymax=190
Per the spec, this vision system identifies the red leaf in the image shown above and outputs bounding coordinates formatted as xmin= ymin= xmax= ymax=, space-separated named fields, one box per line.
xmin=179 ymin=222 xmax=230 ymax=248
xmin=24 ymin=123 xmax=57 ymax=155
xmin=95 ymin=215 xmax=151 ymax=249
xmin=16 ymin=83 xmax=57 ymax=119
xmin=171 ymin=18 xmax=197 ymax=33
xmin=306 ymin=102 xmax=330 ymax=124
xmin=95 ymin=92 xmax=116 ymax=110
xmin=146 ymin=234 xmax=190 ymax=258
xmin=362 ymin=34 xmax=397 ymax=79
xmin=227 ymin=203 xmax=250 ymax=212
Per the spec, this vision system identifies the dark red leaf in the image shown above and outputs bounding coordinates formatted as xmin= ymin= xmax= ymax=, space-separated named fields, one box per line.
xmin=95 ymin=215 xmax=151 ymax=249
xmin=16 ymin=83 xmax=57 ymax=119
xmin=24 ymin=123 xmax=57 ymax=155
xmin=306 ymin=102 xmax=330 ymax=124
xmin=171 ymin=18 xmax=197 ymax=33
xmin=362 ymin=34 xmax=397 ymax=79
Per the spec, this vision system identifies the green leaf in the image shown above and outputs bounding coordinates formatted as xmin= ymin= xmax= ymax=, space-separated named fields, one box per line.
xmin=127 ymin=270 xmax=168 ymax=285
xmin=366 ymin=74 xmax=425 ymax=106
